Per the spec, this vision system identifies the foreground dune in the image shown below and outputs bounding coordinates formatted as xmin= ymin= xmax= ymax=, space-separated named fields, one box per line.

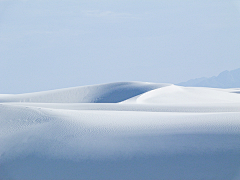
xmin=0 ymin=82 xmax=240 ymax=180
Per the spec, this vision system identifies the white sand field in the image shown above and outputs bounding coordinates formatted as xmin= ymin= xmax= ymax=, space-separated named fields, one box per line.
xmin=0 ymin=82 xmax=240 ymax=180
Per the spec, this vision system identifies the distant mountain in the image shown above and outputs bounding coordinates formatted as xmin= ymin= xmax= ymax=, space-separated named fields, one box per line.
xmin=178 ymin=68 xmax=240 ymax=88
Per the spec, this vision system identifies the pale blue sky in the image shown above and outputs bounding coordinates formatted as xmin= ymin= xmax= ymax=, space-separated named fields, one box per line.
xmin=1 ymin=0 xmax=240 ymax=93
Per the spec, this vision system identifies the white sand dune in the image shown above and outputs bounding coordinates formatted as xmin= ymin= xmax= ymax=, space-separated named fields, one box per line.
xmin=122 ymin=85 xmax=240 ymax=104
xmin=0 ymin=82 xmax=240 ymax=180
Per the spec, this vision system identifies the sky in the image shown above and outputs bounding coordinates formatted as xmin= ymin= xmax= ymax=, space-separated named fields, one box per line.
xmin=1 ymin=0 xmax=240 ymax=94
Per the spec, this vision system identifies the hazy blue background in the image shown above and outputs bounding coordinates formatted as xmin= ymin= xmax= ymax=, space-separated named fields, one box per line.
xmin=1 ymin=0 xmax=240 ymax=93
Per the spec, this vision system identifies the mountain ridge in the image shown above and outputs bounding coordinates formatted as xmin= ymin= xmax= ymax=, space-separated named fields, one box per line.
xmin=178 ymin=68 xmax=240 ymax=88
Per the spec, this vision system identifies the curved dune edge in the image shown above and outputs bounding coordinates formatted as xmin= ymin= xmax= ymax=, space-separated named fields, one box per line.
xmin=0 ymin=82 xmax=170 ymax=103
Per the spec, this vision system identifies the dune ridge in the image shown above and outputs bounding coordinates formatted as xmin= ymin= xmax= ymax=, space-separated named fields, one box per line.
xmin=0 ymin=82 xmax=169 ymax=103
